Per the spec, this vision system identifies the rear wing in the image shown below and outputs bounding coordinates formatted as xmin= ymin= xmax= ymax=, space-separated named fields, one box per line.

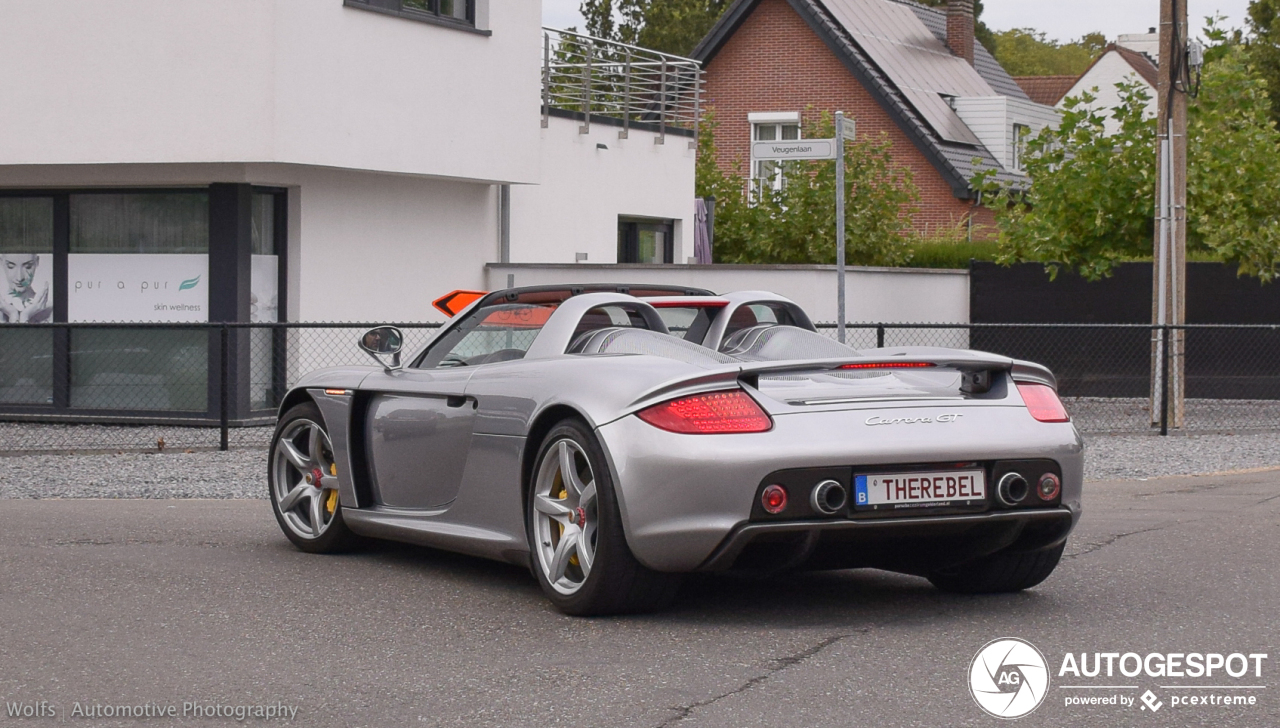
xmin=626 ymin=350 xmax=1056 ymax=412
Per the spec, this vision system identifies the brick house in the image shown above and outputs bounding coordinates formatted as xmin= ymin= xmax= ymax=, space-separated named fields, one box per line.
xmin=693 ymin=0 xmax=1059 ymax=235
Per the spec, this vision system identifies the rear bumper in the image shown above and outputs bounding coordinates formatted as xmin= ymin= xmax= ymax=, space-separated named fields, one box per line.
xmin=596 ymin=404 xmax=1083 ymax=572
xmin=697 ymin=507 xmax=1074 ymax=572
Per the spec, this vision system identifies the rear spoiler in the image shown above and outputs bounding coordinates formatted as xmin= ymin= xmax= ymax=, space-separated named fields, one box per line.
xmin=627 ymin=351 xmax=1046 ymax=412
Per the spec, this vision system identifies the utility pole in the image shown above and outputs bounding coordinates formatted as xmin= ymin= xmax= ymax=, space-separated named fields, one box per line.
xmin=1152 ymin=0 xmax=1188 ymax=430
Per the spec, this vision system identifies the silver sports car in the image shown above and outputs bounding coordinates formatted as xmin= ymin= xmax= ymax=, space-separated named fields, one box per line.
xmin=269 ymin=284 xmax=1082 ymax=615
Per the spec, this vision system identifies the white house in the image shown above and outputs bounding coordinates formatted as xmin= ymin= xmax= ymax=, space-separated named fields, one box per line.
xmin=0 ymin=0 xmax=699 ymax=420
xmin=1059 ymin=43 xmax=1159 ymax=134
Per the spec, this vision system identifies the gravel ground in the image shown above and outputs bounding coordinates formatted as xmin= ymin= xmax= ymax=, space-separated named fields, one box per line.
xmin=0 ymin=449 xmax=268 ymax=499
xmin=2 ymin=433 xmax=1279 ymax=499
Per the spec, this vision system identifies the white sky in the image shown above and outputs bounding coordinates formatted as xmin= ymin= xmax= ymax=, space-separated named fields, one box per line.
xmin=541 ymin=0 xmax=1253 ymax=43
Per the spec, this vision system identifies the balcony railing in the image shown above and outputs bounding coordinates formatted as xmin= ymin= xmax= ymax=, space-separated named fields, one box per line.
xmin=542 ymin=27 xmax=703 ymax=149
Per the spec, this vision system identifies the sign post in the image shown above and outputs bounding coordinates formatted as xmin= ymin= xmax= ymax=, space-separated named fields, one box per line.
xmin=835 ymin=112 xmax=854 ymax=344
xmin=836 ymin=112 xmax=847 ymax=344
xmin=748 ymin=116 xmax=854 ymax=342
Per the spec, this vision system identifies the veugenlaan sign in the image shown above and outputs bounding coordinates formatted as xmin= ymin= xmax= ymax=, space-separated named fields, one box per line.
xmin=67 ymin=254 xmax=208 ymax=323
xmin=750 ymin=139 xmax=837 ymax=161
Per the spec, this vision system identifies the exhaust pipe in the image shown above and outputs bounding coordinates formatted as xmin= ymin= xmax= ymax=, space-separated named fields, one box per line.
xmin=810 ymin=480 xmax=847 ymax=515
xmin=996 ymin=472 xmax=1029 ymax=506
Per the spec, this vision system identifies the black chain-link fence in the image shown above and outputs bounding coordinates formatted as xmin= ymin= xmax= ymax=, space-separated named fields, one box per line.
xmin=1 ymin=322 xmax=1277 ymax=453
xmin=813 ymin=323 xmax=1280 ymax=435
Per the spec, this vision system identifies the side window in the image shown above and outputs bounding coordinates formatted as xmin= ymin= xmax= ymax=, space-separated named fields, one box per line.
xmin=571 ymin=305 xmax=652 ymax=341
xmin=747 ymin=304 xmax=780 ymax=324
xmin=417 ymin=303 xmax=553 ymax=368
xmin=724 ymin=303 xmax=796 ymax=339
xmin=655 ymin=307 xmax=718 ymax=342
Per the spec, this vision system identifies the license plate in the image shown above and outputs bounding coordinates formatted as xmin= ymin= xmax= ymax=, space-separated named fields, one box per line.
xmin=853 ymin=469 xmax=986 ymax=511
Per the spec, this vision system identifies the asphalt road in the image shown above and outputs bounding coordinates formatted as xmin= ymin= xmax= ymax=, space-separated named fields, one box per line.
xmin=1 ymin=470 xmax=1277 ymax=728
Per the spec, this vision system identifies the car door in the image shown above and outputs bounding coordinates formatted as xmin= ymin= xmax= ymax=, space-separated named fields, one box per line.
xmin=362 ymin=367 xmax=475 ymax=510
xmin=361 ymin=301 xmax=552 ymax=510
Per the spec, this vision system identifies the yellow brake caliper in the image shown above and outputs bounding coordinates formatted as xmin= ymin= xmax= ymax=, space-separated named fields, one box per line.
xmin=556 ymin=482 xmax=579 ymax=568
xmin=325 ymin=463 xmax=339 ymax=514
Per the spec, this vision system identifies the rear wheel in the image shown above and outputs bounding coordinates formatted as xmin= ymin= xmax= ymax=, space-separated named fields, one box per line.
xmin=526 ymin=419 xmax=681 ymax=615
xmin=269 ymin=402 xmax=358 ymax=553
xmin=927 ymin=544 xmax=1064 ymax=594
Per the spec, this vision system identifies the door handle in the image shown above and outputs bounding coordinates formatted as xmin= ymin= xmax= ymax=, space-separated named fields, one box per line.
xmin=446 ymin=396 xmax=468 ymax=408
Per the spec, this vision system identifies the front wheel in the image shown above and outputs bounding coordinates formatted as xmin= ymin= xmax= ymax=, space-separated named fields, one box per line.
xmin=526 ymin=419 xmax=681 ymax=616
xmin=927 ymin=544 xmax=1065 ymax=594
xmin=269 ymin=402 xmax=358 ymax=553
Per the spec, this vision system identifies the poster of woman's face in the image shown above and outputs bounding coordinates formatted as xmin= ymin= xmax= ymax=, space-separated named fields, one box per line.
xmin=1 ymin=253 xmax=54 ymax=323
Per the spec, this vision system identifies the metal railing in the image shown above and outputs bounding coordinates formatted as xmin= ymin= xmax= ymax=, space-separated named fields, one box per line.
xmin=2 ymin=321 xmax=1278 ymax=454
xmin=542 ymin=27 xmax=703 ymax=148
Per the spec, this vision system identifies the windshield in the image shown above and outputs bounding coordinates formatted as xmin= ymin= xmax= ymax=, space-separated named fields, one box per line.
xmin=416 ymin=303 xmax=555 ymax=368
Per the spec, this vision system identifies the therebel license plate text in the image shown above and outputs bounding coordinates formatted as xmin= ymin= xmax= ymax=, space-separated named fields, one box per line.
xmin=854 ymin=469 xmax=986 ymax=510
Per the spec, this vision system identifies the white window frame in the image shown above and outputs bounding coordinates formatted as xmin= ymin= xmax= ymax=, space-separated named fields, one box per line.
xmin=748 ymin=112 xmax=802 ymax=195
xmin=1012 ymin=123 xmax=1030 ymax=172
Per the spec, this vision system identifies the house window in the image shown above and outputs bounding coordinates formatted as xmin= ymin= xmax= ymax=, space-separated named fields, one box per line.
xmin=618 ymin=218 xmax=674 ymax=264
xmin=752 ymin=121 xmax=801 ymax=193
xmin=345 ymin=0 xmax=483 ymax=32
xmin=1012 ymin=124 xmax=1030 ymax=171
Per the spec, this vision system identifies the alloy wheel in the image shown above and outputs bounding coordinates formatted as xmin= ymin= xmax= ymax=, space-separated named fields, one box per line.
xmin=271 ymin=419 xmax=340 ymax=540
xmin=532 ymin=439 xmax=599 ymax=595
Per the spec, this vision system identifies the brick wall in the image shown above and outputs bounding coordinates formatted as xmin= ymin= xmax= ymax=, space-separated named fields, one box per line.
xmin=702 ymin=0 xmax=986 ymax=236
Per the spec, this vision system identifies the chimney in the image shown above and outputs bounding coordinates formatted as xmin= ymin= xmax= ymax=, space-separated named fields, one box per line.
xmin=946 ymin=0 xmax=975 ymax=66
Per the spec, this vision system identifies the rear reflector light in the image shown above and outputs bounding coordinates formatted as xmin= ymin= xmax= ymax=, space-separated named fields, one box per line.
xmin=839 ymin=361 xmax=937 ymax=370
xmin=761 ymin=484 xmax=788 ymax=514
xmin=1037 ymin=473 xmax=1062 ymax=500
xmin=637 ymin=390 xmax=773 ymax=434
xmin=1017 ymin=383 xmax=1070 ymax=423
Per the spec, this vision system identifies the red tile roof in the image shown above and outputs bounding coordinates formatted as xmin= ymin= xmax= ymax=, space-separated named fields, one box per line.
xmin=1014 ymin=75 xmax=1079 ymax=106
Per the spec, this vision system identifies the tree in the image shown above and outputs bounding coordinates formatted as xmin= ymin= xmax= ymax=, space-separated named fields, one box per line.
xmin=972 ymin=81 xmax=1157 ymax=280
xmin=1248 ymin=0 xmax=1280 ymax=125
xmin=987 ymin=28 xmax=1105 ymax=76
xmin=974 ymin=38 xmax=1280 ymax=283
xmin=579 ymin=0 xmax=730 ymax=56
xmin=1186 ymin=44 xmax=1280 ymax=281
xmin=698 ymin=110 xmax=918 ymax=265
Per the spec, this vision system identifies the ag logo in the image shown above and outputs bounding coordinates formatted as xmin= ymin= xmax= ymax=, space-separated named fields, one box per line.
xmin=969 ymin=638 xmax=1050 ymax=719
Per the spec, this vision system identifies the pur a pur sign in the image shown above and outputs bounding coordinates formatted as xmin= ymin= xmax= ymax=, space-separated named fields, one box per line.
xmin=968 ymin=638 xmax=1269 ymax=719
xmin=67 ymin=254 xmax=208 ymax=323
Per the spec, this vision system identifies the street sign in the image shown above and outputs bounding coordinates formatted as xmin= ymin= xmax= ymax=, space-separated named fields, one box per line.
xmin=841 ymin=118 xmax=857 ymax=142
xmin=751 ymin=139 xmax=837 ymax=161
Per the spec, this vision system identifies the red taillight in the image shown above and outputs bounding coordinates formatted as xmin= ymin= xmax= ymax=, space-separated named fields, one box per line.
xmin=839 ymin=361 xmax=937 ymax=370
xmin=761 ymin=484 xmax=788 ymax=514
xmin=636 ymin=390 xmax=773 ymax=434
xmin=1017 ymin=383 xmax=1070 ymax=423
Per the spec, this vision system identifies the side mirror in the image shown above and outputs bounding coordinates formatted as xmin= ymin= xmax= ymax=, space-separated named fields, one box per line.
xmin=359 ymin=326 xmax=404 ymax=371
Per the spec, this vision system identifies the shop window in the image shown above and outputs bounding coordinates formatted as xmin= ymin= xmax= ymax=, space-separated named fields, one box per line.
xmin=68 ymin=192 xmax=211 ymax=411
xmin=0 ymin=197 xmax=55 ymax=404
xmin=618 ymin=218 xmax=674 ymax=264
xmin=250 ymin=192 xmax=282 ymax=410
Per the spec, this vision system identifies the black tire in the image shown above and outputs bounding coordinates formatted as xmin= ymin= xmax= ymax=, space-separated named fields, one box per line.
xmin=268 ymin=401 xmax=359 ymax=554
xmin=927 ymin=543 xmax=1065 ymax=594
xmin=526 ymin=419 xmax=682 ymax=616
